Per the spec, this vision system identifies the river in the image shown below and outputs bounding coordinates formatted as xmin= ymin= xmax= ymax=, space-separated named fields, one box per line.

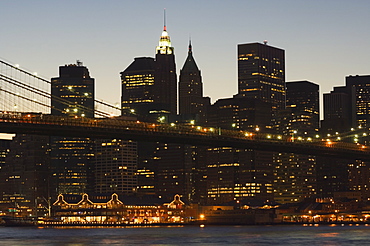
xmin=1 ymin=224 xmax=370 ymax=245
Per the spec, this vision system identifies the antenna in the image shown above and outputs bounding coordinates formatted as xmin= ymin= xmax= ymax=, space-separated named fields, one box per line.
xmin=163 ymin=8 xmax=166 ymax=31
xmin=188 ymin=34 xmax=192 ymax=52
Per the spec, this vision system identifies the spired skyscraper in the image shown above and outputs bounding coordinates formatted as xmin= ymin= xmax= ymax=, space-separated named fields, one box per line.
xmin=120 ymin=16 xmax=178 ymax=196
xmin=179 ymin=40 xmax=210 ymax=124
xmin=153 ymin=20 xmax=177 ymax=115
xmin=121 ymin=20 xmax=177 ymax=119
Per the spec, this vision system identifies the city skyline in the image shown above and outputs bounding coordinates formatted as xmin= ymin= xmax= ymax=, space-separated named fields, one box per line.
xmin=1 ymin=0 xmax=370 ymax=114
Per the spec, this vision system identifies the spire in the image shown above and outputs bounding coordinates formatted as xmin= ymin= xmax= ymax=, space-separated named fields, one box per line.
xmin=156 ymin=9 xmax=173 ymax=55
xmin=181 ymin=39 xmax=199 ymax=72
xmin=188 ymin=36 xmax=192 ymax=54
xmin=163 ymin=8 xmax=166 ymax=31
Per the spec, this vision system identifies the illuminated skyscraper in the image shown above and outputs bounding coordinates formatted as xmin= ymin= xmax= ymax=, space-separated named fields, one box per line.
xmin=0 ymin=135 xmax=50 ymax=214
xmin=120 ymin=57 xmax=155 ymax=118
xmin=95 ymin=138 xmax=137 ymax=194
xmin=153 ymin=21 xmax=177 ymax=115
xmin=322 ymin=86 xmax=354 ymax=134
xmin=51 ymin=62 xmax=95 ymax=118
xmin=274 ymin=81 xmax=319 ymax=204
xmin=50 ymin=62 xmax=95 ymax=196
xmin=238 ymin=42 xmax=286 ymax=118
xmin=346 ymin=75 xmax=370 ymax=128
xmin=120 ymin=18 xmax=178 ymax=197
xmin=285 ymin=81 xmax=320 ymax=135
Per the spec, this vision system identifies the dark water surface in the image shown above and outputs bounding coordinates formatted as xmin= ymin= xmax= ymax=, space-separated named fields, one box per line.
xmin=1 ymin=224 xmax=370 ymax=245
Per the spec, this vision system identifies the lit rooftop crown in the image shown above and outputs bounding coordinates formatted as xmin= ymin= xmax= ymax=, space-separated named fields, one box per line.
xmin=156 ymin=9 xmax=174 ymax=55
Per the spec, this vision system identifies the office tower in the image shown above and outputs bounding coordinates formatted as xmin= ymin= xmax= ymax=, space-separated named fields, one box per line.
xmin=237 ymin=42 xmax=286 ymax=117
xmin=316 ymin=156 xmax=350 ymax=198
xmin=273 ymin=81 xmax=319 ymax=204
xmin=0 ymin=139 xmax=10 ymax=169
xmin=321 ymin=86 xmax=354 ymax=134
xmin=120 ymin=57 xmax=156 ymax=118
xmin=153 ymin=144 xmax=193 ymax=199
xmin=348 ymin=160 xmax=370 ymax=201
xmin=95 ymin=138 xmax=137 ymax=194
xmin=285 ymin=81 xmax=320 ymax=135
xmin=153 ymin=22 xmax=177 ymax=115
xmin=0 ymin=139 xmax=11 ymax=210
xmin=50 ymin=62 xmax=95 ymax=197
xmin=207 ymin=96 xmax=271 ymax=131
xmin=346 ymin=75 xmax=370 ymax=128
xmin=51 ymin=62 xmax=95 ymax=118
xmin=179 ymin=41 xmax=210 ymax=124
xmin=120 ymin=21 xmax=178 ymax=197
xmin=206 ymin=147 xmax=273 ymax=205
xmin=204 ymin=97 xmax=274 ymax=204
xmin=0 ymin=134 xmax=50 ymax=215
xmin=273 ymin=153 xmax=317 ymax=204
xmin=121 ymin=22 xmax=177 ymax=119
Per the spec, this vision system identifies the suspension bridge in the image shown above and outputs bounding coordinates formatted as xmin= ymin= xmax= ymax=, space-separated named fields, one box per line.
xmin=0 ymin=58 xmax=369 ymax=160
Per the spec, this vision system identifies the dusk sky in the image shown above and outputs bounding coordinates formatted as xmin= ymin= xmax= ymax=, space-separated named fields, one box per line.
xmin=1 ymin=0 xmax=370 ymax=111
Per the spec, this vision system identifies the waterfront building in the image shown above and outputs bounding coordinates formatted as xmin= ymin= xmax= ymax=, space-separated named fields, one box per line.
xmin=50 ymin=62 xmax=95 ymax=197
xmin=0 ymin=134 xmax=50 ymax=215
xmin=179 ymin=41 xmax=210 ymax=124
xmin=94 ymin=137 xmax=137 ymax=195
xmin=348 ymin=160 xmax=370 ymax=201
xmin=206 ymin=147 xmax=273 ymax=205
xmin=315 ymin=156 xmax=350 ymax=198
xmin=0 ymin=139 xmax=10 ymax=169
xmin=50 ymin=193 xmax=187 ymax=224
xmin=273 ymin=153 xmax=316 ymax=204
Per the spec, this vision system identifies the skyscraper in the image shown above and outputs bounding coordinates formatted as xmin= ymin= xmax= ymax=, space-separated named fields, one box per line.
xmin=120 ymin=18 xmax=178 ymax=197
xmin=346 ymin=75 xmax=370 ymax=128
xmin=238 ymin=42 xmax=286 ymax=117
xmin=273 ymin=81 xmax=319 ymax=204
xmin=0 ymin=134 xmax=50 ymax=215
xmin=50 ymin=62 xmax=95 ymax=196
xmin=179 ymin=41 xmax=210 ymax=124
xmin=51 ymin=62 xmax=95 ymax=118
xmin=153 ymin=22 xmax=177 ymax=115
xmin=321 ymin=86 xmax=354 ymax=133
xmin=285 ymin=81 xmax=320 ymax=135
xmin=94 ymin=138 xmax=137 ymax=194
xmin=120 ymin=57 xmax=156 ymax=118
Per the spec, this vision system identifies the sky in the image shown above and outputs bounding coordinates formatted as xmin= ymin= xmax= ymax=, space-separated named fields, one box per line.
xmin=1 ymin=0 xmax=370 ymax=114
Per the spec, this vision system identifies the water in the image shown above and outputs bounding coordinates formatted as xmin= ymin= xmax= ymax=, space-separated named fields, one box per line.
xmin=1 ymin=224 xmax=370 ymax=245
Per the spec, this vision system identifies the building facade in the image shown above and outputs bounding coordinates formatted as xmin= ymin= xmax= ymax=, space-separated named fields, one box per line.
xmin=237 ymin=42 xmax=286 ymax=117
xmin=50 ymin=62 xmax=95 ymax=197
xmin=120 ymin=57 xmax=156 ymax=118
xmin=179 ymin=41 xmax=210 ymax=124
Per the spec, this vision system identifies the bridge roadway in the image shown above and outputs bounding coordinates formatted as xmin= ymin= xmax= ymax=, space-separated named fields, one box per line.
xmin=0 ymin=111 xmax=369 ymax=160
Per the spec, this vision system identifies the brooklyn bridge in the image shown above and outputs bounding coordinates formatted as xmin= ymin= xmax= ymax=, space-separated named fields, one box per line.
xmin=0 ymin=58 xmax=369 ymax=160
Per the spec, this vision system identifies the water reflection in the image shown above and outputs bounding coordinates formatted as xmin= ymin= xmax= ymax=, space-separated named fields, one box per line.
xmin=1 ymin=225 xmax=370 ymax=245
